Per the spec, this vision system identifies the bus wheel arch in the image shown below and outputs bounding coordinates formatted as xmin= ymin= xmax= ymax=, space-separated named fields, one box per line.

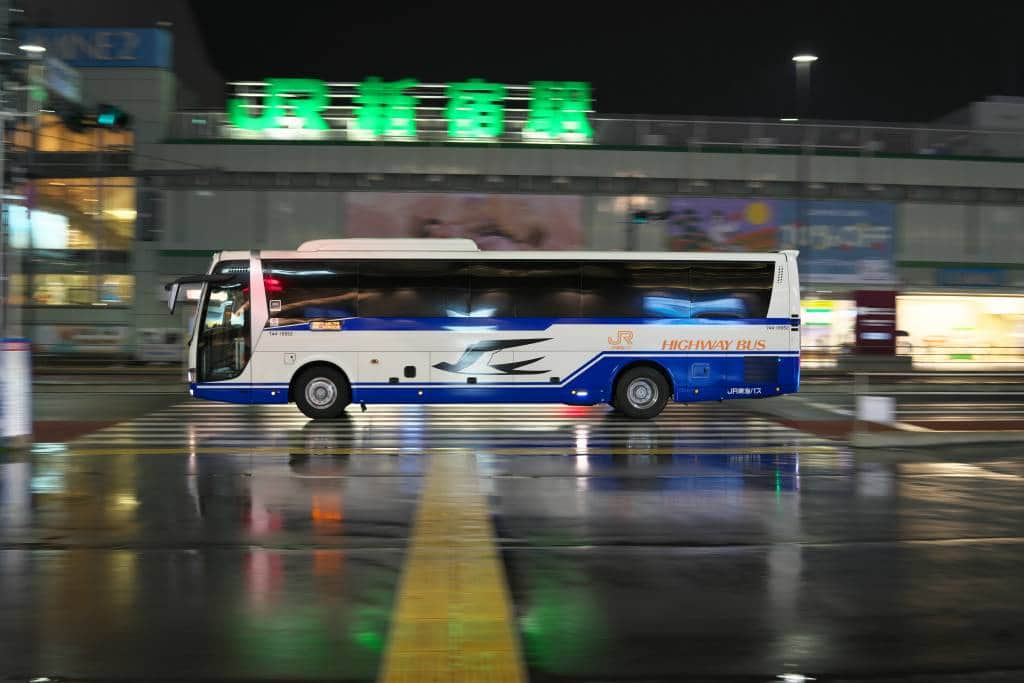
xmin=290 ymin=362 xmax=352 ymax=419
xmin=611 ymin=361 xmax=673 ymax=419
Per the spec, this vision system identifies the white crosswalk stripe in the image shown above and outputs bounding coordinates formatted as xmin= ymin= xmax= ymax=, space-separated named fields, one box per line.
xmin=65 ymin=401 xmax=840 ymax=455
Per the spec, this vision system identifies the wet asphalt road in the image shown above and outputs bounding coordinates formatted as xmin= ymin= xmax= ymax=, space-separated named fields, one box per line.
xmin=1 ymin=401 xmax=1023 ymax=682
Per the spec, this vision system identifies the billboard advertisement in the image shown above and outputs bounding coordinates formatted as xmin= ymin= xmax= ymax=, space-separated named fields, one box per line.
xmin=665 ymin=198 xmax=784 ymax=252
xmin=796 ymin=201 xmax=896 ymax=283
xmin=346 ymin=192 xmax=583 ymax=250
xmin=664 ymin=198 xmax=896 ymax=284
xmin=32 ymin=325 xmax=130 ymax=355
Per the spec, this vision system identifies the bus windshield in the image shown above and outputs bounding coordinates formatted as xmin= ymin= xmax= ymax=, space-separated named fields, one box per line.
xmin=197 ymin=261 xmax=250 ymax=381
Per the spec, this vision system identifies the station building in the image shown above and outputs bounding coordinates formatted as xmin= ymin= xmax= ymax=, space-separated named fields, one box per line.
xmin=8 ymin=3 xmax=1024 ymax=368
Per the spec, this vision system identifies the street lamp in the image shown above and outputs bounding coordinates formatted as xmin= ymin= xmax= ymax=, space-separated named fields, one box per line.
xmin=792 ymin=53 xmax=817 ymax=118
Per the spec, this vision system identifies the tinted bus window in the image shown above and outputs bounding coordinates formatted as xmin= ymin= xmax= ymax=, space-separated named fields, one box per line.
xmin=690 ymin=261 xmax=774 ymax=319
xmin=580 ymin=262 xmax=635 ymax=317
xmin=466 ymin=262 xmax=515 ymax=318
xmin=263 ymin=260 xmax=357 ymax=325
xmin=358 ymin=260 xmax=470 ymax=317
xmin=474 ymin=262 xmax=580 ymax=318
xmin=581 ymin=262 xmax=691 ymax=318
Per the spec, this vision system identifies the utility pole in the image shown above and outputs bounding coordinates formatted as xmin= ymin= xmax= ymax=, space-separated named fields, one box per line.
xmin=0 ymin=0 xmax=37 ymax=447
xmin=1 ymin=0 xmax=11 ymax=338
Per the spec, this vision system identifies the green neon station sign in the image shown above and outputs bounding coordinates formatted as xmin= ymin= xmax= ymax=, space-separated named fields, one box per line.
xmin=226 ymin=77 xmax=594 ymax=143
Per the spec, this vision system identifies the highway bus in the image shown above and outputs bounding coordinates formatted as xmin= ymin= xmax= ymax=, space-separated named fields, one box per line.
xmin=167 ymin=239 xmax=801 ymax=419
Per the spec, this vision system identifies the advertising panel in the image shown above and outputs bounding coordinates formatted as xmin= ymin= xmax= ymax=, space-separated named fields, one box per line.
xmin=346 ymin=193 xmax=583 ymax=250
xmin=798 ymin=201 xmax=896 ymax=283
xmin=663 ymin=198 xmax=896 ymax=285
xmin=665 ymin=198 xmax=784 ymax=252
xmin=32 ymin=325 xmax=130 ymax=355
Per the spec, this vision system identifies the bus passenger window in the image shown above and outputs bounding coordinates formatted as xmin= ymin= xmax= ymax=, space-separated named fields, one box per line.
xmin=467 ymin=262 xmax=514 ymax=318
xmin=690 ymin=261 xmax=774 ymax=319
xmin=501 ymin=262 xmax=581 ymax=318
xmin=262 ymin=260 xmax=358 ymax=325
xmin=581 ymin=262 xmax=690 ymax=318
xmin=357 ymin=260 xmax=469 ymax=317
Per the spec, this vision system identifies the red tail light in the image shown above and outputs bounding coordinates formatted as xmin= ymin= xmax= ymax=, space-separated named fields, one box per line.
xmin=263 ymin=276 xmax=284 ymax=294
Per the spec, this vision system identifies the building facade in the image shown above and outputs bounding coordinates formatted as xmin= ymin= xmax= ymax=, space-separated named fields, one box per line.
xmin=8 ymin=13 xmax=1024 ymax=368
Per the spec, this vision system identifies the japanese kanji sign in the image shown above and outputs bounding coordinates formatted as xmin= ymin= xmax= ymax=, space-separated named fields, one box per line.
xmin=225 ymin=77 xmax=594 ymax=143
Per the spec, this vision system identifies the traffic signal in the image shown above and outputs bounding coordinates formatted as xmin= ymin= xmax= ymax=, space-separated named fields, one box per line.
xmin=630 ymin=210 xmax=672 ymax=223
xmin=54 ymin=101 xmax=88 ymax=133
xmin=52 ymin=102 xmax=132 ymax=132
xmin=95 ymin=104 xmax=132 ymax=130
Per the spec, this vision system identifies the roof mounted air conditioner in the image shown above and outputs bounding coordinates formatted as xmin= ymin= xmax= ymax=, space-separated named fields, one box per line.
xmin=297 ymin=238 xmax=480 ymax=252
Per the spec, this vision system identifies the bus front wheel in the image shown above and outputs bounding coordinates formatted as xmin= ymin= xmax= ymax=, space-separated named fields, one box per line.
xmin=294 ymin=366 xmax=351 ymax=419
xmin=613 ymin=367 xmax=669 ymax=419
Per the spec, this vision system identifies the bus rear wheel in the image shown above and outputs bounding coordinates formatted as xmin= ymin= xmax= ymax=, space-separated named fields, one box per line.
xmin=613 ymin=367 xmax=669 ymax=419
xmin=294 ymin=366 xmax=351 ymax=419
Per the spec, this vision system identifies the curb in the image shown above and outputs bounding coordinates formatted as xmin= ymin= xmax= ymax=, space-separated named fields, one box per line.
xmin=851 ymin=430 xmax=1024 ymax=448
xmin=0 ymin=435 xmax=32 ymax=452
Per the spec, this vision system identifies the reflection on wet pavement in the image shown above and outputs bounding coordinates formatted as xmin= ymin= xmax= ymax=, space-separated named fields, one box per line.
xmin=1 ymin=402 xmax=1023 ymax=681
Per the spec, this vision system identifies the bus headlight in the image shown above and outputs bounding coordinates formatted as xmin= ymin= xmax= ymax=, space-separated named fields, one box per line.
xmin=187 ymin=368 xmax=196 ymax=383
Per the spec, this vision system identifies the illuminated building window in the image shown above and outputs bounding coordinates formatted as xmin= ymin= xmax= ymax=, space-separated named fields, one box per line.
xmin=6 ymin=274 xmax=28 ymax=306
xmin=9 ymin=113 xmax=133 ymax=153
xmin=18 ymin=178 xmax=137 ymax=251
xmin=31 ymin=275 xmax=134 ymax=306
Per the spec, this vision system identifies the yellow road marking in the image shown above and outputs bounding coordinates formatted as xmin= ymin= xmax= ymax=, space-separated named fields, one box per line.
xmin=61 ymin=445 xmax=838 ymax=457
xmin=378 ymin=450 xmax=526 ymax=683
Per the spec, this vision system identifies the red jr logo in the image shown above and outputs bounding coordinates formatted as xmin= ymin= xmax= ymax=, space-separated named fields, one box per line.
xmin=608 ymin=330 xmax=634 ymax=349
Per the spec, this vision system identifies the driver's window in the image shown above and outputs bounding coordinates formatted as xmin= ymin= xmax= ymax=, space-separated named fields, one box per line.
xmin=198 ymin=263 xmax=251 ymax=382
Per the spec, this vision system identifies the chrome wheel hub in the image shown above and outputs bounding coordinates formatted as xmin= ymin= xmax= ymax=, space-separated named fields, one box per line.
xmin=305 ymin=378 xmax=337 ymax=409
xmin=626 ymin=378 xmax=657 ymax=409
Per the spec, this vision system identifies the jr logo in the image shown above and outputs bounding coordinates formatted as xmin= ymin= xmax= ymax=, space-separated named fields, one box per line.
xmin=607 ymin=330 xmax=634 ymax=349
xmin=227 ymin=78 xmax=329 ymax=131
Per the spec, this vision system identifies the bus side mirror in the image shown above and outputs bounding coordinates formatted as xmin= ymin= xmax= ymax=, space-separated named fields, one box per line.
xmin=166 ymin=282 xmax=181 ymax=314
xmin=164 ymin=273 xmax=233 ymax=315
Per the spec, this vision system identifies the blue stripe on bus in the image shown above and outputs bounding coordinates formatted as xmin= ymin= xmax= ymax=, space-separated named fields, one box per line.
xmin=265 ymin=317 xmax=798 ymax=332
xmin=194 ymin=351 xmax=798 ymax=390
xmin=351 ymin=351 xmax=797 ymax=387
xmin=191 ymin=354 xmax=800 ymax=405
xmin=190 ymin=383 xmax=289 ymax=405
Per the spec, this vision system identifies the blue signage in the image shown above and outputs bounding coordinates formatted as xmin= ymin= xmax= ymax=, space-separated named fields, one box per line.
xmin=20 ymin=28 xmax=171 ymax=68
xmin=784 ymin=200 xmax=897 ymax=284
xmin=935 ymin=267 xmax=1005 ymax=288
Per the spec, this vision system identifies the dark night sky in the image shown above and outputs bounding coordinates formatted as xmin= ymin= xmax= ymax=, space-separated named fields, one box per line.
xmin=188 ymin=2 xmax=1024 ymax=122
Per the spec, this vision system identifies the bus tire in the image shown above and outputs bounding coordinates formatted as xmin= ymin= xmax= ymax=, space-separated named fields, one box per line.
xmin=613 ymin=366 xmax=669 ymax=419
xmin=294 ymin=366 xmax=351 ymax=419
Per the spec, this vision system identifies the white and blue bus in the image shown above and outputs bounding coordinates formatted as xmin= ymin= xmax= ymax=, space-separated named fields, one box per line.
xmin=167 ymin=239 xmax=801 ymax=419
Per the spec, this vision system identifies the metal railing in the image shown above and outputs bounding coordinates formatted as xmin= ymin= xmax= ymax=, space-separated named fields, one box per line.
xmin=168 ymin=111 xmax=1024 ymax=159
xmin=802 ymin=345 xmax=1024 ymax=371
